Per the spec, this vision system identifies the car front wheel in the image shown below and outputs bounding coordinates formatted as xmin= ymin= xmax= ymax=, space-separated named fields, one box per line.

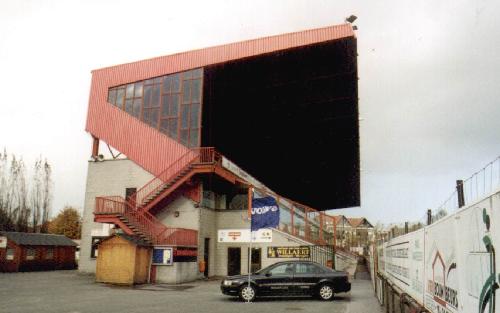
xmin=317 ymin=284 xmax=334 ymax=301
xmin=239 ymin=284 xmax=256 ymax=302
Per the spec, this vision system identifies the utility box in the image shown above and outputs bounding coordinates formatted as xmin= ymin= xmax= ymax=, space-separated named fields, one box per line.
xmin=96 ymin=234 xmax=151 ymax=285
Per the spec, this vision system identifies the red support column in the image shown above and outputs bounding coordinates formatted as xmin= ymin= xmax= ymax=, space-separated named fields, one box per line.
xmin=304 ymin=207 xmax=309 ymax=241
xmin=333 ymin=219 xmax=337 ymax=248
xmin=247 ymin=186 xmax=252 ymax=219
xmin=276 ymin=196 xmax=281 ymax=231
xmin=91 ymin=136 xmax=99 ymax=158
xmin=319 ymin=212 xmax=324 ymax=244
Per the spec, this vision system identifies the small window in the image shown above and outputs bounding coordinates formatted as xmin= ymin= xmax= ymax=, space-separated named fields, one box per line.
xmin=295 ymin=263 xmax=323 ymax=274
xmin=191 ymin=79 xmax=201 ymax=102
xmin=125 ymin=83 xmax=134 ymax=99
xmin=171 ymin=74 xmax=180 ymax=93
xmin=107 ymin=89 xmax=117 ymax=104
xmin=116 ymin=88 xmax=125 ymax=108
xmin=26 ymin=248 xmax=36 ymax=260
xmin=182 ymin=80 xmax=191 ymax=103
xmin=46 ymin=248 xmax=54 ymax=260
xmin=134 ymin=82 xmax=143 ymax=98
xmin=268 ymin=263 xmax=294 ymax=275
xmin=6 ymin=248 xmax=14 ymax=260
xmin=91 ymin=237 xmax=106 ymax=258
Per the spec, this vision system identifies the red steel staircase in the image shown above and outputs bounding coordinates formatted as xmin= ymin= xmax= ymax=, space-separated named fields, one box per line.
xmin=93 ymin=147 xmax=239 ymax=246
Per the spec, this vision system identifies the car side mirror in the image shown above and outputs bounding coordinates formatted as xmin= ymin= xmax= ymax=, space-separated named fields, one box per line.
xmin=265 ymin=272 xmax=272 ymax=277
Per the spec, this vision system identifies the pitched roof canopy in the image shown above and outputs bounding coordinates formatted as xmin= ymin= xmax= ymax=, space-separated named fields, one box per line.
xmin=1 ymin=232 xmax=77 ymax=247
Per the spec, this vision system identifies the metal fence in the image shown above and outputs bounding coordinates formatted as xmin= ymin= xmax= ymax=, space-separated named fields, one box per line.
xmin=435 ymin=156 xmax=500 ymax=219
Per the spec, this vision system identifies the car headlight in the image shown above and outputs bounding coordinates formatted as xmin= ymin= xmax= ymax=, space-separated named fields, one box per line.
xmin=223 ymin=280 xmax=232 ymax=286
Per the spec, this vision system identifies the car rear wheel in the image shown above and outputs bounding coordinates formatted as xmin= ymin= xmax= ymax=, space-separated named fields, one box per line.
xmin=239 ymin=284 xmax=256 ymax=302
xmin=317 ymin=284 xmax=334 ymax=301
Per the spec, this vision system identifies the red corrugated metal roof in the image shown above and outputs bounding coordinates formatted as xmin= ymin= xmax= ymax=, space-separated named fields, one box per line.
xmin=91 ymin=23 xmax=355 ymax=86
xmin=85 ymin=23 xmax=355 ymax=176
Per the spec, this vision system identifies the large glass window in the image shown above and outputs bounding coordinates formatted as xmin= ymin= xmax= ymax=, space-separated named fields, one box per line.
xmin=107 ymin=68 xmax=203 ymax=148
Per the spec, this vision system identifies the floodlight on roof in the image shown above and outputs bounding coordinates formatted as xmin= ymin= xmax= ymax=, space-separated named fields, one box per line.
xmin=345 ymin=15 xmax=357 ymax=23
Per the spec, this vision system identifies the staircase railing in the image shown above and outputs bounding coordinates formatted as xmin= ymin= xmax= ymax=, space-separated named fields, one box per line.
xmin=128 ymin=147 xmax=218 ymax=209
xmin=95 ymin=196 xmax=197 ymax=246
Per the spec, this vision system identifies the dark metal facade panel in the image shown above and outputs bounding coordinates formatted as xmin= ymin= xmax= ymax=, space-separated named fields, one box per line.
xmin=85 ymin=23 xmax=355 ymax=176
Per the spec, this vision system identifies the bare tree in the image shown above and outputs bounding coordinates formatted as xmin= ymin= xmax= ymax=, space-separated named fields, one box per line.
xmin=0 ymin=149 xmax=12 ymax=230
xmin=0 ymin=150 xmax=53 ymax=232
xmin=30 ymin=158 xmax=42 ymax=232
xmin=40 ymin=159 xmax=52 ymax=233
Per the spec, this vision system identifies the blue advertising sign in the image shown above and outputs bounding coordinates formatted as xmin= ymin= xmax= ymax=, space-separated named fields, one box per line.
xmin=251 ymin=195 xmax=280 ymax=231
xmin=152 ymin=247 xmax=173 ymax=265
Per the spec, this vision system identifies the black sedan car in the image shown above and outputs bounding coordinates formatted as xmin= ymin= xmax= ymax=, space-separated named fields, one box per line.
xmin=220 ymin=261 xmax=350 ymax=302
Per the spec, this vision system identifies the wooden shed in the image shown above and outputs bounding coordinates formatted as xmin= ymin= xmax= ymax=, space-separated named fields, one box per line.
xmin=0 ymin=231 xmax=77 ymax=272
xmin=96 ymin=234 xmax=152 ymax=285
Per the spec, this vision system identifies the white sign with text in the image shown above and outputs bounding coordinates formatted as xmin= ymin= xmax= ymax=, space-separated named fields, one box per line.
xmin=218 ymin=229 xmax=272 ymax=243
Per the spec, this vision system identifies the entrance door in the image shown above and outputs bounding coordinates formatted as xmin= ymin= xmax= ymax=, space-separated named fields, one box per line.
xmin=227 ymin=247 xmax=241 ymax=276
xmin=204 ymin=238 xmax=210 ymax=277
xmin=250 ymin=248 xmax=261 ymax=273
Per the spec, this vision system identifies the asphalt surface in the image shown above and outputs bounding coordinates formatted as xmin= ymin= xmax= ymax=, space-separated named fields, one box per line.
xmin=0 ymin=271 xmax=383 ymax=313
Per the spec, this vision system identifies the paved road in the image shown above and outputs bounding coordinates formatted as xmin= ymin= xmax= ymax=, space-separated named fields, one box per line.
xmin=0 ymin=271 xmax=383 ymax=313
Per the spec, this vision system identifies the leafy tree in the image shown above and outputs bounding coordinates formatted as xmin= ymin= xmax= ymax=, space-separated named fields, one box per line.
xmin=48 ymin=206 xmax=81 ymax=239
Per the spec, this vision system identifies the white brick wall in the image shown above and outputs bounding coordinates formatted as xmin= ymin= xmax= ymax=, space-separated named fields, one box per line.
xmin=79 ymin=159 xmax=154 ymax=273
xmin=156 ymin=196 xmax=199 ymax=229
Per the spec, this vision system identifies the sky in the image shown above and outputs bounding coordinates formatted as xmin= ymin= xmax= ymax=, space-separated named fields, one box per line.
xmin=1 ymin=0 xmax=499 ymax=225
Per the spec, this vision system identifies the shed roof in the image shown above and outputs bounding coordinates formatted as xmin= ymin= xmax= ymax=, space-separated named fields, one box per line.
xmin=100 ymin=233 xmax=151 ymax=247
xmin=1 ymin=232 xmax=77 ymax=247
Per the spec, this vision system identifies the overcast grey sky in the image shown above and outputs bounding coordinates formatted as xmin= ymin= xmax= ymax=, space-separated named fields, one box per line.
xmin=1 ymin=0 xmax=499 ymax=224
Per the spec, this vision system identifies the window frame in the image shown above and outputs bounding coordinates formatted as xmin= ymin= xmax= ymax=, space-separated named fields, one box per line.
xmin=25 ymin=247 xmax=36 ymax=260
xmin=6 ymin=248 xmax=15 ymax=261
xmin=106 ymin=68 xmax=203 ymax=148
xmin=45 ymin=247 xmax=54 ymax=260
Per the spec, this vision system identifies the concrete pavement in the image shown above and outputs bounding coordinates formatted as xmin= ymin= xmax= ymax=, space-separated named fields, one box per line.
xmin=0 ymin=271 xmax=383 ymax=313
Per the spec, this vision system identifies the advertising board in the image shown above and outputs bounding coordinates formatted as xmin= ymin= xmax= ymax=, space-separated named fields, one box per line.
xmin=377 ymin=190 xmax=500 ymax=313
xmin=218 ymin=229 xmax=272 ymax=243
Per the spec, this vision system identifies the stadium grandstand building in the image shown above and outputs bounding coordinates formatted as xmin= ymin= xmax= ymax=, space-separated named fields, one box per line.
xmin=80 ymin=23 xmax=360 ymax=283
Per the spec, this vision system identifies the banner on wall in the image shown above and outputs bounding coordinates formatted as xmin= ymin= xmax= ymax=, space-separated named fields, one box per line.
xmin=251 ymin=195 xmax=280 ymax=231
xmin=377 ymin=190 xmax=500 ymax=313
xmin=383 ymin=229 xmax=425 ymax=303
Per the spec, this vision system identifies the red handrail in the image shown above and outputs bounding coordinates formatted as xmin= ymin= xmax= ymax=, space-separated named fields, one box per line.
xmin=95 ymin=196 xmax=197 ymax=246
xmin=128 ymin=147 xmax=217 ymax=210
